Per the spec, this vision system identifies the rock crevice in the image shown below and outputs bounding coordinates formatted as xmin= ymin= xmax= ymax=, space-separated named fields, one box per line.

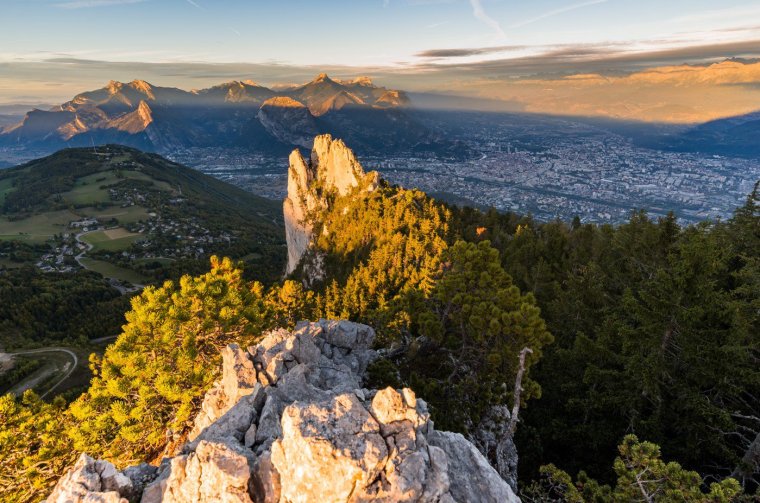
xmin=48 ymin=320 xmax=518 ymax=502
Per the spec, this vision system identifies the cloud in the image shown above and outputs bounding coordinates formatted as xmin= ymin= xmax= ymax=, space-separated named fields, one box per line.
xmin=426 ymin=21 xmax=450 ymax=29
xmin=469 ymin=0 xmax=505 ymax=40
xmin=184 ymin=0 xmax=203 ymax=9
xmin=416 ymin=45 xmax=524 ymax=58
xmin=417 ymin=39 xmax=760 ymax=77
xmin=510 ymin=0 xmax=607 ymax=29
xmin=2 ymin=38 xmax=760 ymax=105
xmin=55 ymin=0 xmax=146 ymax=8
xmin=712 ymin=24 xmax=760 ymax=34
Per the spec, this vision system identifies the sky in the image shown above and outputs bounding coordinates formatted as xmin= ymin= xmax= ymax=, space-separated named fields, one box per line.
xmin=1 ymin=0 xmax=759 ymax=103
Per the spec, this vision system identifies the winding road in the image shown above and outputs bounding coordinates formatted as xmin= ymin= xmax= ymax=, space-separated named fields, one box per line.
xmin=74 ymin=230 xmax=94 ymax=267
xmin=5 ymin=348 xmax=78 ymax=399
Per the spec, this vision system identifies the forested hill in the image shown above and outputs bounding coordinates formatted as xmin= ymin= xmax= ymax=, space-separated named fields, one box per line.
xmin=285 ymin=139 xmax=760 ymax=497
xmin=0 ymin=145 xmax=284 ymax=284
xmin=1 ymin=145 xmax=282 ymax=221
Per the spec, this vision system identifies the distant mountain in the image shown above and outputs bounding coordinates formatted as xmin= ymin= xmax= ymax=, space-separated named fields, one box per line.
xmin=257 ymin=97 xmax=319 ymax=148
xmin=0 ymin=76 xmax=446 ymax=156
xmin=0 ymin=103 xmax=55 ymax=131
xmin=663 ymin=109 xmax=760 ymax=158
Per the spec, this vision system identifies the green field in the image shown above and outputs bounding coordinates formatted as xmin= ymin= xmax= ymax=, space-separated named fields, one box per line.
xmin=0 ymin=210 xmax=79 ymax=243
xmin=78 ymin=257 xmax=146 ymax=284
xmin=122 ymin=170 xmax=174 ymax=192
xmin=63 ymin=170 xmax=124 ymax=204
xmin=56 ymin=168 xmax=173 ymax=207
xmin=89 ymin=206 xmax=149 ymax=224
xmin=0 ymin=206 xmax=149 ymax=244
xmin=0 ymin=167 xmax=154 ymax=244
xmin=81 ymin=228 xmax=144 ymax=252
xmin=133 ymin=257 xmax=175 ymax=266
xmin=82 ymin=205 xmax=150 ymax=224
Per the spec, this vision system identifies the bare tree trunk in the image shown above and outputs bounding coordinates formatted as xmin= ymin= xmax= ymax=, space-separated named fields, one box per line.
xmin=471 ymin=347 xmax=533 ymax=493
xmin=732 ymin=429 xmax=760 ymax=488
xmin=508 ymin=347 xmax=534 ymax=436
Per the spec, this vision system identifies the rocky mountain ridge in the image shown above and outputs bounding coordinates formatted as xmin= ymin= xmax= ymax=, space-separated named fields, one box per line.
xmin=46 ymin=320 xmax=518 ymax=502
xmin=0 ymin=75 xmax=434 ymax=156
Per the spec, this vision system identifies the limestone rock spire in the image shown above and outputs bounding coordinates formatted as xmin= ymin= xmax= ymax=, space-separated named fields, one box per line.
xmin=283 ymin=134 xmax=379 ymax=276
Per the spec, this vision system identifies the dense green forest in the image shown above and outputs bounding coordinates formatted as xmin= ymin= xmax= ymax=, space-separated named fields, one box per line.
xmin=454 ymin=194 xmax=759 ymax=491
xmin=0 ymin=172 xmax=757 ymax=501
xmin=0 ymin=266 xmax=129 ymax=348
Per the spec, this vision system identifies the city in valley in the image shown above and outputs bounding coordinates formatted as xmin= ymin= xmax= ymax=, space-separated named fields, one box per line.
xmin=167 ymin=112 xmax=760 ymax=225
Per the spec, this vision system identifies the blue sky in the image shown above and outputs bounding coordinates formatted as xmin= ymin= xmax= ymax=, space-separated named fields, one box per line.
xmin=1 ymin=0 xmax=759 ymax=103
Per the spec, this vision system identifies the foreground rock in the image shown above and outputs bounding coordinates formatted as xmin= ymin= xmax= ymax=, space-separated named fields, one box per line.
xmin=283 ymin=134 xmax=380 ymax=277
xmin=48 ymin=320 xmax=518 ymax=502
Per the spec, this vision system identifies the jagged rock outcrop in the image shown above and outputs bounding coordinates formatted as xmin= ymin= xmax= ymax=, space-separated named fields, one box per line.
xmin=0 ymin=76 xmax=423 ymax=155
xmin=283 ymin=135 xmax=379 ymax=277
xmin=48 ymin=320 xmax=519 ymax=502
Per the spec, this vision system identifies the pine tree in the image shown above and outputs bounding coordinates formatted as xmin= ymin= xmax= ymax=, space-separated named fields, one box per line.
xmin=67 ymin=256 xmax=271 ymax=465
xmin=405 ymin=240 xmax=553 ymax=431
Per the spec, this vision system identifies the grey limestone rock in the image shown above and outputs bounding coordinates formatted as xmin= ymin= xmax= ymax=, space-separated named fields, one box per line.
xmin=49 ymin=320 xmax=519 ymax=503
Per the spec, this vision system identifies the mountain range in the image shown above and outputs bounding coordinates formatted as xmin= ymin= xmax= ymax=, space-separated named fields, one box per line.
xmin=0 ymin=75 xmax=449 ymax=156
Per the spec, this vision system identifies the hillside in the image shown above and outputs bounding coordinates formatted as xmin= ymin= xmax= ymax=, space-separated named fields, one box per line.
xmin=0 ymin=145 xmax=285 ymax=355
xmin=664 ymin=109 xmax=760 ymax=158
xmin=0 ymin=145 xmax=286 ymax=400
xmin=0 ymin=145 xmax=284 ymax=283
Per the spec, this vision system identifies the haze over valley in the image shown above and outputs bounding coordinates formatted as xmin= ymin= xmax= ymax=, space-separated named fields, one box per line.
xmin=2 ymin=68 xmax=760 ymax=225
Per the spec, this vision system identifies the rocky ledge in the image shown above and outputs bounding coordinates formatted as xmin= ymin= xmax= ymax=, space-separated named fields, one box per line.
xmin=47 ymin=320 xmax=518 ymax=503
